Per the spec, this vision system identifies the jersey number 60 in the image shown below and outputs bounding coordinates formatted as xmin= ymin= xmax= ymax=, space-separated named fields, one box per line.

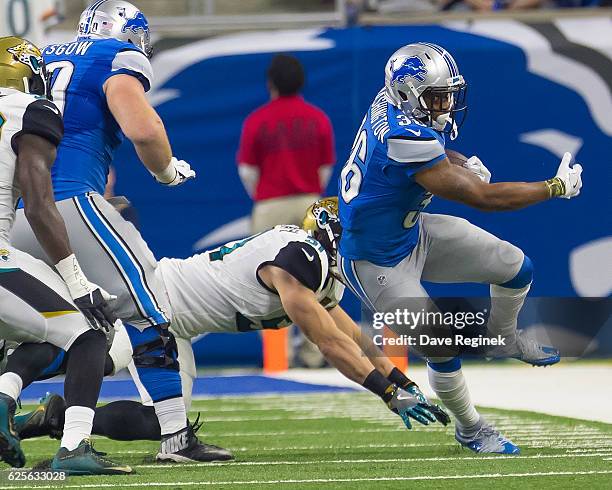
xmin=340 ymin=129 xmax=367 ymax=204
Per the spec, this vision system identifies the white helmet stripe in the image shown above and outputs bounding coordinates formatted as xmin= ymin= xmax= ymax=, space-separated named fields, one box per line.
xmin=83 ymin=0 xmax=107 ymax=34
xmin=420 ymin=42 xmax=457 ymax=78
xmin=88 ymin=0 xmax=108 ymax=10
xmin=445 ymin=54 xmax=458 ymax=77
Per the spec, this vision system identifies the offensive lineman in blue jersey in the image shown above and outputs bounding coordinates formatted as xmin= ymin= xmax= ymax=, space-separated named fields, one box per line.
xmin=11 ymin=1 xmax=231 ymax=464
xmin=338 ymin=43 xmax=583 ymax=454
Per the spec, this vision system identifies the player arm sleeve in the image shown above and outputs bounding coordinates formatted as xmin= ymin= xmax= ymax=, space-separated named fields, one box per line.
xmin=11 ymin=99 xmax=64 ymax=153
xmin=106 ymin=49 xmax=154 ymax=92
xmin=385 ymin=132 xmax=446 ymax=178
xmin=388 ymin=134 xmax=445 ymax=164
xmin=258 ymin=242 xmax=327 ymax=294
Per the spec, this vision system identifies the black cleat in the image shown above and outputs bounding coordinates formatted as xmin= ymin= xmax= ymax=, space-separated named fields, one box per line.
xmin=156 ymin=415 xmax=234 ymax=463
xmin=15 ymin=392 xmax=65 ymax=440
xmin=51 ymin=438 xmax=132 ymax=475
xmin=0 ymin=393 xmax=25 ymax=467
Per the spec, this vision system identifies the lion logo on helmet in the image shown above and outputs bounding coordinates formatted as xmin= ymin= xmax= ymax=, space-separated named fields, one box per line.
xmin=122 ymin=11 xmax=149 ymax=34
xmin=7 ymin=42 xmax=43 ymax=75
xmin=390 ymin=56 xmax=428 ymax=85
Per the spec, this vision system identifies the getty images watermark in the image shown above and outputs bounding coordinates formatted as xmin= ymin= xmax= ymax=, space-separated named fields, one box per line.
xmin=370 ymin=308 xmax=506 ymax=348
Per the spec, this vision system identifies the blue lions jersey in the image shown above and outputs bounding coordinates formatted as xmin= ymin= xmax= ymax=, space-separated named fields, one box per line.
xmin=42 ymin=38 xmax=153 ymax=201
xmin=338 ymin=88 xmax=446 ymax=267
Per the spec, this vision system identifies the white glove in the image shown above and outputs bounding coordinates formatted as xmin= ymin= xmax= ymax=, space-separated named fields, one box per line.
xmin=153 ymin=157 xmax=196 ymax=186
xmin=549 ymin=152 xmax=583 ymax=199
xmin=463 ymin=156 xmax=491 ymax=183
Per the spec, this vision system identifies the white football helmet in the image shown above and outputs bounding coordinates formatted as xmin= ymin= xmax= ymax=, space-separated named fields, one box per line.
xmin=77 ymin=0 xmax=152 ymax=57
xmin=385 ymin=42 xmax=467 ymax=137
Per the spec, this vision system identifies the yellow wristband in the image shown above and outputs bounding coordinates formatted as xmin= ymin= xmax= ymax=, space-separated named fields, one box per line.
xmin=545 ymin=177 xmax=565 ymax=198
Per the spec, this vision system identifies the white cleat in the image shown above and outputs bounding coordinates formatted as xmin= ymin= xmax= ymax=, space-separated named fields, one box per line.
xmin=488 ymin=329 xmax=560 ymax=367
xmin=455 ymin=421 xmax=520 ymax=454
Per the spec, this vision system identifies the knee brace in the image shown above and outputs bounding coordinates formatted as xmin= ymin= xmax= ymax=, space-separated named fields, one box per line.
xmin=500 ymin=255 xmax=533 ymax=289
xmin=127 ymin=324 xmax=179 ymax=371
xmin=126 ymin=324 xmax=182 ymax=403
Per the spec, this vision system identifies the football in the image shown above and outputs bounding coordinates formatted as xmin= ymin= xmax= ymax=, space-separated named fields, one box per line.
xmin=446 ymin=149 xmax=468 ymax=166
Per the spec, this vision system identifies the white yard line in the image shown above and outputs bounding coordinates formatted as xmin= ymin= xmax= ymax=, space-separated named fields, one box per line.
xmin=133 ymin=452 xmax=612 ymax=469
xmin=21 ymin=443 xmax=612 ymax=456
xmin=2 ymin=470 xmax=612 ymax=489
xmin=12 ymin=452 xmax=612 ymax=471
xmin=176 ymin=411 xmax=612 ymax=427
xmin=19 ymin=430 xmax=610 ymax=442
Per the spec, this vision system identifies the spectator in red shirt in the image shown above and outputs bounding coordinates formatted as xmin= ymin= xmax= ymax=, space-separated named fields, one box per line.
xmin=237 ymin=54 xmax=336 ymax=233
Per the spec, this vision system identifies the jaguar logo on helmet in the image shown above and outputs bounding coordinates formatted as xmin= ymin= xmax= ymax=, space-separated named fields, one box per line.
xmin=390 ymin=56 xmax=428 ymax=85
xmin=122 ymin=11 xmax=148 ymax=34
xmin=7 ymin=42 xmax=43 ymax=75
xmin=302 ymin=198 xmax=341 ymax=271
xmin=313 ymin=205 xmax=332 ymax=227
xmin=0 ymin=249 xmax=10 ymax=262
xmin=305 ymin=197 xmax=339 ymax=230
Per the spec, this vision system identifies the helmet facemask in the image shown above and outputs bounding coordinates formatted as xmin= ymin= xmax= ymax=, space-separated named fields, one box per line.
xmin=418 ymin=82 xmax=467 ymax=139
xmin=26 ymin=60 xmax=50 ymax=98
xmin=398 ymin=78 xmax=467 ymax=139
xmin=313 ymin=215 xmax=342 ymax=273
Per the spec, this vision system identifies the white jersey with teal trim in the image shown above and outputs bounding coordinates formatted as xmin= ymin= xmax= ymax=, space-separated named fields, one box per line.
xmin=338 ymin=88 xmax=447 ymax=267
xmin=0 ymin=88 xmax=63 ymax=247
xmin=159 ymin=225 xmax=345 ymax=339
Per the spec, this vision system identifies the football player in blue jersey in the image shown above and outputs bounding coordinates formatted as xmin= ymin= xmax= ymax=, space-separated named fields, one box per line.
xmin=0 ymin=36 xmax=130 ymax=475
xmin=9 ymin=1 xmax=221 ymax=464
xmin=337 ymin=43 xmax=583 ymax=455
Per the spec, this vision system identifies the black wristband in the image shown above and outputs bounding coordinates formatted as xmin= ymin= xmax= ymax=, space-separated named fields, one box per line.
xmin=387 ymin=367 xmax=412 ymax=389
xmin=363 ymin=369 xmax=394 ymax=400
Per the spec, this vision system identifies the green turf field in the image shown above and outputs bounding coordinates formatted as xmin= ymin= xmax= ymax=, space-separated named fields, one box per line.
xmin=3 ymin=392 xmax=612 ymax=489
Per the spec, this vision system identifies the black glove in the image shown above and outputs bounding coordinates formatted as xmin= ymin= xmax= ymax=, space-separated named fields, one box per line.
xmin=406 ymin=382 xmax=451 ymax=426
xmin=73 ymin=288 xmax=117 ymax=332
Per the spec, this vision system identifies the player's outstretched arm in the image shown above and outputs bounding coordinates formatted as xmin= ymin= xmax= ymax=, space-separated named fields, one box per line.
xmin=328 ymin=305 xmax=450 ymax=425
xmin=266 ymin=266 xmax=376 ymax=384
xmin=328 ymin=305 xmax=395 ymax=376
xmin=104 ymin=75 xmax=195 ymax=186
xmin=16 ymin=134 xmax=116 ymax=332
xmin=415 ymin=152 xmax=582 ymax=211
xmin=260 ymin=265 xmax=441 ymax=428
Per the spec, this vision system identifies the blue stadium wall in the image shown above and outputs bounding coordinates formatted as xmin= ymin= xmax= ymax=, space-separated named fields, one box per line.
xmin=113 ymin=20 xmax=612 ymax=365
